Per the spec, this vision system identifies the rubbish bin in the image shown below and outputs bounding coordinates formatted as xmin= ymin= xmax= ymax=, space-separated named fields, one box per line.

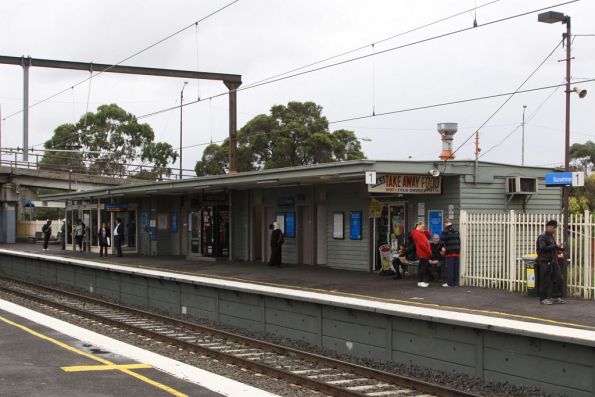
xmin=522 ymin=254 xmax=538 ymax=297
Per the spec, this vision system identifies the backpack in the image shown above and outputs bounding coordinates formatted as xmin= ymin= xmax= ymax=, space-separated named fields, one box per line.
xmin=404 ymin=232 xmax=417 ymax=261
xmin=42 ymin=224 xmax=49 ymax=234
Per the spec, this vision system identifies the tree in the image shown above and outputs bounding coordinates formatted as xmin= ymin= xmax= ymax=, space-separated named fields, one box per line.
xmin=570 ymin=141 xmax=595 ymax=173
xmin=195 ymin=101 xmax=365 ymax=176
xmin=40 ymin=104 xmax=178 ymax=179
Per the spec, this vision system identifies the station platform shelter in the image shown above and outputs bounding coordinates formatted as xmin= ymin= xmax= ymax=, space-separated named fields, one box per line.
xmin=43 ymin=160 xmax=561 ymax=273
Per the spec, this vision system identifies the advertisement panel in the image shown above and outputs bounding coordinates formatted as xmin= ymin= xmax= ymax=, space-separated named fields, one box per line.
xmin=368 ymin=174 xmax=441 ymax=194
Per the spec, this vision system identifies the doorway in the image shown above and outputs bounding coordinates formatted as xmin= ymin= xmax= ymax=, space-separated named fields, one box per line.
xmin=316 ymin=204 xmax=327 ymax=265
xmin=373 ymin=202 xmax=407 ymax=271
xmin=299 ymin=206 xmax=314 ymax=265
xmin=252 ymin=206 xmax=263 ymax=261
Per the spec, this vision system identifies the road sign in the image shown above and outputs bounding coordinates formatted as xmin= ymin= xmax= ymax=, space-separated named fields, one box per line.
xmin=365 ymin=171 xmax=377 ymax=185
xmin=545 ymin=171 xmax=585 ymax=187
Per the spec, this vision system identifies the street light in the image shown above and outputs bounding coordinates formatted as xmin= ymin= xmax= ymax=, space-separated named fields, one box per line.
xmin=521 ymin=105 xmax=527 ymax=166
xmin=179 ymin=81 xmax=188 ymax=179
xmin=538 ymin=10 xmax=588 ymax=294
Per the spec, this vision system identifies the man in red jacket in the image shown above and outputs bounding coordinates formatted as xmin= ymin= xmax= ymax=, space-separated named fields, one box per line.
xmin=411 ymin=222 xmax=432 ymax=288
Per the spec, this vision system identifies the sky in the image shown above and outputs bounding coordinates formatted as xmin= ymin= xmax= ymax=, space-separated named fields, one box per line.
xmin=1 ymin=0 xmax=594 ymax=172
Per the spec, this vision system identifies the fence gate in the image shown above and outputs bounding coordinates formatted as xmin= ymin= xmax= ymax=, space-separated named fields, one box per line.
xmin=460 ymin=210 xmax=594 ymax=300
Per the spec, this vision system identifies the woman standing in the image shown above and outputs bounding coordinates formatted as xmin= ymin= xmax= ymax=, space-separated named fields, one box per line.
xmin=268 ymin=222 xmax=284 ymax=267
xmin=98 ymin=222 xmax=111 ymax=257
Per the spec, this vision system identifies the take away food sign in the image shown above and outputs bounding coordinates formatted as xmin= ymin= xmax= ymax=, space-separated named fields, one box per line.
xmin=368 ymin=174 xmax=442 ymax=194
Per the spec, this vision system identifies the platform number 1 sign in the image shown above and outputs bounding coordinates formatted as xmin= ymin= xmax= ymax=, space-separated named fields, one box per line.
xmin=365 ymin=171 xmax=376 ymax=185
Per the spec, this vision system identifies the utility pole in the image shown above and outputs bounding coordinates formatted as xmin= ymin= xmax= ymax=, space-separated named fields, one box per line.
xmin=521 ymin=105 xmax=527 ymax=166
xmin=179 ymin=81 xmax=188 ymax=179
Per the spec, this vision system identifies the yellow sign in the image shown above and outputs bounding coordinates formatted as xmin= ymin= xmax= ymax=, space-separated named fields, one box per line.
xmin=368 ymin=198 xmax=383 ymax=218
xmin=368 ymin=174 xmax=442 ymax=194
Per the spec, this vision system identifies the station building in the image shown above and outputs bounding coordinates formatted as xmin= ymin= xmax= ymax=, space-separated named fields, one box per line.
xmin=43 ymin=160 xmax=561 ymax=272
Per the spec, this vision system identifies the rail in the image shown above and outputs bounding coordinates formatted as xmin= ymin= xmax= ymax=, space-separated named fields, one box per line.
xmin=0 ymin=276 xmax=478 ymax=397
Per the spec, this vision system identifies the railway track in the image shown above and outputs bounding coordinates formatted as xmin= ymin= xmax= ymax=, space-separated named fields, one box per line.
xmin=0 ymin=276 xmax=479 ymax=397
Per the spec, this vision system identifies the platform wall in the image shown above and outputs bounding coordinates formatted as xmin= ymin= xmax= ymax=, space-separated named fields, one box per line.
xmin=1 ymin=253 xmax=593 ymax=397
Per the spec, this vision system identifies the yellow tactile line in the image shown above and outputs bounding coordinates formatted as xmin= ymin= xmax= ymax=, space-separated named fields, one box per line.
xmin=62 ymin=363 xmax=152 ymax=372
xmin=127 ymin=262 xmax=595 ymax=332
xmin=0 ymin=315 xmax=188 ymax=397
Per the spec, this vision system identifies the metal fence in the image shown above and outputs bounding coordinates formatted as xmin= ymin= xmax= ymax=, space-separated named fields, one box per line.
xmin=460 ymin=210 xmax=595 ymax=300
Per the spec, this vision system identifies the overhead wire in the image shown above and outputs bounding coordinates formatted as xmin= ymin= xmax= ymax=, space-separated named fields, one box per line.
xmin=450 ymin=37 xmax=565 ymax=157
xmin=479 ymin=84 xmax=562 ymax=158
xmin=135 ymin=0 xmax=581 ymax=121
xmin=1 ymin=0 xmax=241 ymax=121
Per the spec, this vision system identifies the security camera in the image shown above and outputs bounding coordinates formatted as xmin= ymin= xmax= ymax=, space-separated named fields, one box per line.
xmin=429 ymin=168 xmax=440 ymax=177
xmin=572 ymin=86 xmax=587 ymax=99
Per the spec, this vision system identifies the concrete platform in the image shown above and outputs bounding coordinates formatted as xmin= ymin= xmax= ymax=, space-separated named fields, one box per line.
xmin=0 ymin=307 xmax=220 ymax=397
xmin=10 ymin=244 xmax=594 ymax=331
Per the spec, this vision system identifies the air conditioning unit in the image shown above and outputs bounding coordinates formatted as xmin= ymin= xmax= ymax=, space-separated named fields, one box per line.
xmin=506 ymin=177 xmax=538 ymax=194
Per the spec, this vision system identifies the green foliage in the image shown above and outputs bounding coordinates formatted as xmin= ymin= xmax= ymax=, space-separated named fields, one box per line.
xmin=195 ymin=101 xmax=365 ymax=176
xmin=570 ymin=141 xmax=595 ymax=172
xmin=569 ymin=196 xmax=590 ymax=215
xmin=40 ymin=104 xmax=177 ymax=179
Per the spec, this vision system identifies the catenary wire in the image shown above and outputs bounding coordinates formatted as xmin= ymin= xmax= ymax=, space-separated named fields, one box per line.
xmin=1 ymin=0 xmax=240 ymax=121
xmin=135 ymin=0 xmax=581 ymax=121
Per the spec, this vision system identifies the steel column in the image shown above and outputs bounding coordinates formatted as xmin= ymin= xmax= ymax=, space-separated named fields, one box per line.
xmin=225 ymin=81 xmax=241 ymax=174
xmin=22 ymin=58 xmax=30 ymax=162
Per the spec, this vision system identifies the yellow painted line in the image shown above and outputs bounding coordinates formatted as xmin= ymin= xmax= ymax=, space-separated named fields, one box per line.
xmin=0 ymin=315 xmax=188 ymax=397
xmin=62 ymin=363 xmax=152 ymax=372
xmin=130 ymin=263 xmax=595 ymax=331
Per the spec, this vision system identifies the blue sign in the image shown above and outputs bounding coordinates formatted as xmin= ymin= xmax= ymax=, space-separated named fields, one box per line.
xmin=150 ymin=227 xmax=157 ymax=241
xmin=277 ymin=197 xmax=295 ymax=208
xmin=285 ymin=212 xmax=296 ymax=238
xmin=141 ymin=212 xmax=148 ymax=228
xmin=545 ymin=172 xmax=584 ymax=186
xmin=545 ymin=172 xmax=573 ymax=186
xmin=105 ymin=203 xmax=128 ymax=212
xmin=171 ymin=212 xmax=178 ymax=233
xmin=428 ymin=210 xmax=444 ymax=238
xmin=350 ymin=211 xmax=362 ymax=240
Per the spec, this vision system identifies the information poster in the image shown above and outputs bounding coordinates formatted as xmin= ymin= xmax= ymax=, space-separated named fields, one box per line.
xmin=275 ymin=213 xmax=285 ymax=234
xmin=428 ymin=210 xmax=444 ymax=238
xmin=333 ymin=212 xmax=344 ymax=239
xmin=171 ymin=212 xmax=178 ymax=233
xmin=285 ymin=212 xmax=296 ymax=238
xmin=349 ymin=211 xmax=362 ymax=240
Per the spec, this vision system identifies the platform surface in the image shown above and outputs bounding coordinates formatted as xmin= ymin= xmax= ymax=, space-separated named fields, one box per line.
xmin=4 ymin=244 xmax=595 ymax=332
xmin=0 ymin=307 xmax=221 ymax=397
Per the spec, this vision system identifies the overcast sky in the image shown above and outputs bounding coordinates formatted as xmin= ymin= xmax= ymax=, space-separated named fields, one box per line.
xmin=1 ymin=0 xmax=594 ymax=171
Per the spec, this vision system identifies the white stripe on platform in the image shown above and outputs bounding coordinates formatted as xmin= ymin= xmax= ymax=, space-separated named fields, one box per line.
xmin=0 ymin=298 xmax=280 ymax=397
xmin=2 ymin=248 xmax=595 ymax=346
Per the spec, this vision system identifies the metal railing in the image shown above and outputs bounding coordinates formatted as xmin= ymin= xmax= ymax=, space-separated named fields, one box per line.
xmin=460 ymin=210 xmax=594 ymax=299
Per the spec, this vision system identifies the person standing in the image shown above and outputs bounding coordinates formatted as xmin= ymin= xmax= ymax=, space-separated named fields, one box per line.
xmin=536 ymin=220 xmax=566 ymax=305
xmin=411 ymin=222 xmax=432 ymax=288
xmin=60 ymin=219 xmax=66 ymax=250
xmin=74 ymin=219 xmax=85 ymax=252
xmin=441 ymin=219 xmax=461 ymax=287
xmin=98 ymin=222 xmax=110 ymax=257
xmin=268 ymin=222 xmax=284 ymax=267
xmin=113 ymin=218 xmax=123 ymax=257
xmin=41 ymin=219 xmax=52 ymax=251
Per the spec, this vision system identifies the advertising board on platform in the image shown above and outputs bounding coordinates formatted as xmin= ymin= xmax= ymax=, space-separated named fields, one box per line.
xmin=368 ymin=174 xmax=442 ymax=194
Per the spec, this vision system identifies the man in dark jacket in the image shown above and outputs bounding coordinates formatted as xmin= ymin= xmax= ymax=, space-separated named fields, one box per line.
xmin=441 ymin=219 xmax=460 ymax=287
xmin=536 ymin=220 xmax=565 ymax=305
xmin=42 ymin=219 xmax=52 ymax=251
xmin=411 ymin=223 xmax=432 ymax=287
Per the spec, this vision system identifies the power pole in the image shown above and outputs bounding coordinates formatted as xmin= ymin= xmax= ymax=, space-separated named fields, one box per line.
xmin=22 ymin=57 xmax=30 ymax=162
xmin=521 ymin=105 xmax=527 ymax=166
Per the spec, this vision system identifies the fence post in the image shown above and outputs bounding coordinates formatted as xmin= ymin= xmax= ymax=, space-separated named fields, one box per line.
xmin=460 ymin=210 xmax=468 ymax=286
xmin=508 ymin=210 xmax=517 ymax=292
xmin=584 ymin=210 xmax=592 ymax=300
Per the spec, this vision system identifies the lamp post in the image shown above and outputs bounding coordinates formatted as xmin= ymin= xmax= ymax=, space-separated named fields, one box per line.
xmin=538 ymin=10 xmax=587 ymax=295
xmin=179 ymin=81 xmax=188 ymax=179
xmin=521 ymin=105 xmax=527 ymax=166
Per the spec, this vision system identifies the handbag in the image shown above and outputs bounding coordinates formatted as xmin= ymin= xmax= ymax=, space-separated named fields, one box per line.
xmin=107 ymin=237 xmax=111 ymax=247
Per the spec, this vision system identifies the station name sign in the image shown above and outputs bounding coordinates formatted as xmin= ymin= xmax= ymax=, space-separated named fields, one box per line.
xmin=368 ymin=174 xmax=442 ymax=194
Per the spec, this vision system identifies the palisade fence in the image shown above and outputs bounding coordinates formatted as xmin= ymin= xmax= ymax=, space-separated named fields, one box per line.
xmin=460 ymin=210 xmax=595 ymax=300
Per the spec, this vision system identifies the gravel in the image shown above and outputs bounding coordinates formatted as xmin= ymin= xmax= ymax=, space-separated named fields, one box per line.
xmin=1 ymin=280 xmax=566 ymax=397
